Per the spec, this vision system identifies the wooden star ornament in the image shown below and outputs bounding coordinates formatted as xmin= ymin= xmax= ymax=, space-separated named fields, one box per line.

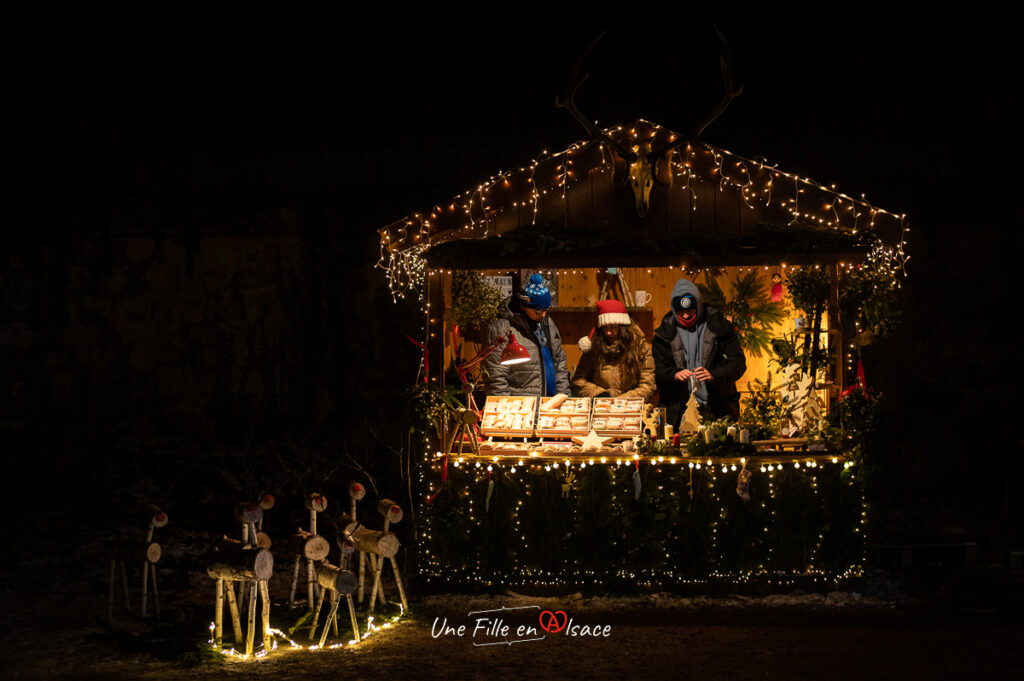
xmin=572 ymin=429 xmax=614 ymax=451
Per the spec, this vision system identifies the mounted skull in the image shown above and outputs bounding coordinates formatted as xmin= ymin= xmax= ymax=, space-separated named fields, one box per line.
xmin=556 ymin=28 xmax=743 ymax=217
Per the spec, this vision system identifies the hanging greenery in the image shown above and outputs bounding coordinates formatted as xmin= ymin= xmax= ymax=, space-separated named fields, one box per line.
xmin=451 ymin=270 xmax=505 ymax=332
xmin=786 ymin=267 xmax=832 ymax=378
xmin=825 ymin=386 xmax=885 ymax=493
xmin=739 ymin=373 xmax=789 ymax=440
xmin=698 ymin=270 xmax=787 ymax=357
xmin=839 ymin=266 xmax=900 ymax=346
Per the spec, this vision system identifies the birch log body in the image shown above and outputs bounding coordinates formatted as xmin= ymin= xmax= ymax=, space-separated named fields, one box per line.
xmin=290 ymin=530 xmax=330 ymax=561
xmin=377 ymin=500 xmax=404 ymax=524
xmin=344 ymin=524 xmax=400 ymax=558
xmin=316 ymin=563 xmax=357 ymax=595
xmin=207 ymin=545 xmax=274 ymax=582
xmin=107 ymin=540 xmax=161 ymax=564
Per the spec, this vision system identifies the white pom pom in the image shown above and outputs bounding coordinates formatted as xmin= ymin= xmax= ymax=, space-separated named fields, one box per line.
xmin=578 ymin=336 xmax=592 ymax=353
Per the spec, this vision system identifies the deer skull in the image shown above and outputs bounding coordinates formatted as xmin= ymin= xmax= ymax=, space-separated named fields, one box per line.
xmin=628 ymin=143 xmax=655 ymax=217
xmin=556 ymin=27 xmax=742 ymax=218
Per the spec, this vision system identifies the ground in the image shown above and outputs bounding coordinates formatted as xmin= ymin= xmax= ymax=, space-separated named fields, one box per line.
xmin=4 ymin=585 xmax=1022 ymax=680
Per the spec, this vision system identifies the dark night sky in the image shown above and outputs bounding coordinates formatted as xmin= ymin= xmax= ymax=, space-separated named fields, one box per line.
xmin=9 ymin=17 xmax=1017 ymax=151
xmin=3 ymin=16 xmax=1021 ymax=517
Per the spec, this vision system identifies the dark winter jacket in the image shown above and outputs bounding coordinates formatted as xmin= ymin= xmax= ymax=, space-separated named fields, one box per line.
xmin=483 ymin=297 xmax=570 ymax=397
xmin=652 ymin=302 xmax=746 ymax=426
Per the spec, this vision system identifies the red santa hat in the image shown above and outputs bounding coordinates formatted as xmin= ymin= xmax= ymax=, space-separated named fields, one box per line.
xmin=578 ymin=299 xmax=631 ymax=352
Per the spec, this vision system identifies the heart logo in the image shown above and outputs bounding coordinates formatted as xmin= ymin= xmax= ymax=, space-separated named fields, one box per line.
xmin=538 ymin=610 xmax=567 ymax=633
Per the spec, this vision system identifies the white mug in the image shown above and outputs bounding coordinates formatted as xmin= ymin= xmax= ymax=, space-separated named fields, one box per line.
xmin=633 ymin=290 xmax=652 ymax=307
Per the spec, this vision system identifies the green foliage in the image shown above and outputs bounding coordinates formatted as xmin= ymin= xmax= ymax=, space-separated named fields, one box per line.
xmin=739 ymin=373 xmax=788 ymax=440
xmin=826 ymin=386 xmax=883 ymax=471
xmin=786 ymin=267 xmax=832 ymax=377
xmin=839 ymin=266 xmax=900 ymax=343
xmin=698 ymin=270 xmax=787 ymax=357
xmin=769 ymin=333 xmax=831 ymax=377
xmin=403 ymin=382 xmax=463 ymax=441
xmin=786 ymin=267 xmax=831 ymax=317
xmin=451 ymin=270 xmax=504 ymax=331
xmin=687 ymin=417 xmax=758 ymax=459
xmin=177 ymin=643 xmax=225 ymax=668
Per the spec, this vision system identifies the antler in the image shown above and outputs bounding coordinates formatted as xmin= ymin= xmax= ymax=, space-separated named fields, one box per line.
xmin=556 ymin=31 xmax=636 ymax=160
xmin=686 ymin=26 xmax=744 ymax=141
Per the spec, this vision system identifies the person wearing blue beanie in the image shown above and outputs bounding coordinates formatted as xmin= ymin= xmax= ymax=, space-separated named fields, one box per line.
xmin=483 ymin=274 xmax=569 ymax=397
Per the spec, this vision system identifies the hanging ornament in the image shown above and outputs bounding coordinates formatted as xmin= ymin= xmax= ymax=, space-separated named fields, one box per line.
xmin=485 ymin=467 xmax=494 ymax=513
xmin=561 ymin=470 xmax=576 ymax=499
xmin=736 ymin=463 xmax=752 ymax=502
xmin=770 ymin=272 xmax=784 ymax=302
xmin=632 ymin=459 xmax=642 ymax=500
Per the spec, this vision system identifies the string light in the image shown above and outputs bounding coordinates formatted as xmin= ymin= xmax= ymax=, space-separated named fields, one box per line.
xmin=378 ymin=120 xmax=909 ymax=297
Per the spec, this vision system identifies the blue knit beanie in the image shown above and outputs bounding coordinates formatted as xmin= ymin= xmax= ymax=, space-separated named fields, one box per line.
xmin=519 ymin=274 xmax=552 ymax=310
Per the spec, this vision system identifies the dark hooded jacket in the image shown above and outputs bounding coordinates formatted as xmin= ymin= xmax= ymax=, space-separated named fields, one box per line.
xmin=652 ymin=279 xmax=746 ymax=425
xmin=483 ymin=296 xmax=570 ymax=397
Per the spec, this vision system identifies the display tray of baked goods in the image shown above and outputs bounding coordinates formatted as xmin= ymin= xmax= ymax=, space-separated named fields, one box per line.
xmin=475 ymin=439 xmax=634 ymax=456
xmin=591 ymin=414 xmax=644 ymax=437
xmin=590 ymin=397 xmax=644 ymax=436
xmin=535 ymin=394 xmax=591 ymax=436
xmin=591 ymin=397 xmax=644 ymax=415
xmin=479 ymin=396 xmax=537 ymax=437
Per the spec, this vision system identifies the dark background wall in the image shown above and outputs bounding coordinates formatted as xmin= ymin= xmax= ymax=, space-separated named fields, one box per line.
xmin=3 ymin=17 xmax=1021 ymax=541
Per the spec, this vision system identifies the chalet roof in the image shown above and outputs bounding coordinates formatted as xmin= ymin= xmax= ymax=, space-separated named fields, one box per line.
xmin=378 ymin=120 xmax=908 ymax=280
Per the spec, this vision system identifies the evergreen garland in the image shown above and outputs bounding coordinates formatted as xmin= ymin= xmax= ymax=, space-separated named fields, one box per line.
xmin=451 ymin=270 xmax=504 ymax=331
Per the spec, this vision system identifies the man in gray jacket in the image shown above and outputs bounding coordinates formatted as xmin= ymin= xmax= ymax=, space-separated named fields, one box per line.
xmin=484 ymin=274 xmax=570 ymax=397
xmin=653 ymin=278 xmax=747 ymax=425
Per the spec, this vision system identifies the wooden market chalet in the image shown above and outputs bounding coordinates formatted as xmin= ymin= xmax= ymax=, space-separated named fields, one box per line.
xmin=378 ymin=47 xmax=908 ymax=463
xmin=377 ymin=32 xmax=909 ymax=590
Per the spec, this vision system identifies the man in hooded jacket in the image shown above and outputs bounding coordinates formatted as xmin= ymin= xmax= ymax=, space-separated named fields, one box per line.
xmin=483 ymin=274 xmax=570 ymax=397
xmin=653 ymin=278 xmax=746 ymax=427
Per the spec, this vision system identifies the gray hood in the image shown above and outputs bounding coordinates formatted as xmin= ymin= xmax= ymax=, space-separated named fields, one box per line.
xmin=670 ymin=278 xmax=702 ymax=323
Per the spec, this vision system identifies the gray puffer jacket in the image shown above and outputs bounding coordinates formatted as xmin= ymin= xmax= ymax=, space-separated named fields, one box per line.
xmin=483 ymin=297 xmax=570 ymax=397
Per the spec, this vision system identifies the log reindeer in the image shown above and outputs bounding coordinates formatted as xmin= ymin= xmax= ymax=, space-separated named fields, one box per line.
xmin=555 ymin=27 xmax=743 ymax=217
xmin=288 ymin=492 xmax=330 ymax=609
xmin=308 ymin=563 xmax=360 ymax=647
xmin=106 ymin=504 xmax=166 ymax=623
xmin=208 ymin=537 xmax=274 ymax=656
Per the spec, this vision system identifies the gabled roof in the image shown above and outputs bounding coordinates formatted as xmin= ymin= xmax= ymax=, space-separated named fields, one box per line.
xmin=378 ymin=119 xmax=908 ymax=279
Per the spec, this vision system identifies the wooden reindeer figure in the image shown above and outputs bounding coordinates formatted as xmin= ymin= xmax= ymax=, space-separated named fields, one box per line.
xmin=232 ymin=501 xmax=262 ymax=612
xmin=106 ymin=504 xmax=165 ymax=624
xmin=308 ymin=562 xmax=359 ymax=647
xmin=347 ymin=481 xmax=368 ymax=602
xmin=207 ymin=537 xmax=274 ymax=657
xmin=357 ymin=500 xmax=408 ymax=614
xmin=288 ymin=492 xmax=329 ymax=609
